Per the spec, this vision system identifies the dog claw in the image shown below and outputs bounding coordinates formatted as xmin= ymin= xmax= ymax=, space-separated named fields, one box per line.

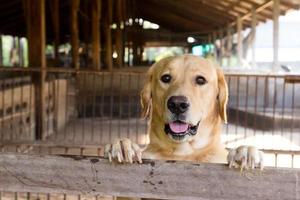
xmin=104 ymin=138 xmax=143 ymax=164
xmin=227 ymin=145 xmax=264 ymax=172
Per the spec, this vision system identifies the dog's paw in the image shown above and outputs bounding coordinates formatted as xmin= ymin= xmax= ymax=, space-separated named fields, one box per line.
xmin=227 ymin=145 xmax=264 ymax=172
xmin=104 ymin=138 xmax=142 ymax=164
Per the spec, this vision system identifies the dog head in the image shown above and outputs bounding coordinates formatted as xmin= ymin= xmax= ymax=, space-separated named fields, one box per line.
xmin=141 ymin=55 xmax=228 ymax=144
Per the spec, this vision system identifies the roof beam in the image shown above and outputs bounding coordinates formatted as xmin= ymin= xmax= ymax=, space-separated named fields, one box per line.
xmin=230 ymin=0 xmax=274 ymax=27
xmin=151 ymin=0 xmax=231 ymax=26
xmin=146 ymin=1 xmax=216 ymax=27
xmin=281 ymin=0 xmax=300 ymax=9
xmin=223 ymin=0 xmax=250 ymax=14
xmin=137 ymin=1 xmax=215 ymax=32
xmin=192 ymin=0 xmax=264 ymax=26
xmin=197 ymin=0 xmax=291 ymax=24
xmin=196 ymin=0 xmax=245 ymax=16
xmin=185 ymin=0 xmax=236 ymax=21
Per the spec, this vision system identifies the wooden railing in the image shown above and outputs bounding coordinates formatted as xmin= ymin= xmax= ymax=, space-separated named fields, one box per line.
xmin=0 ymin=152 xmax=299 ymax=200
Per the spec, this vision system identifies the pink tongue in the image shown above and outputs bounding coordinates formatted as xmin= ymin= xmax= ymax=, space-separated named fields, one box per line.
xmin=169 ymin=122 xmax=189 ymax=133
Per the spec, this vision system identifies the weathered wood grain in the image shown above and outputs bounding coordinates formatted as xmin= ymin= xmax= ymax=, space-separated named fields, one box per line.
xmin=25 ymin=0 xmax=47 ymax=140
xmin=0 ymin=153 xmax=299 ymax=200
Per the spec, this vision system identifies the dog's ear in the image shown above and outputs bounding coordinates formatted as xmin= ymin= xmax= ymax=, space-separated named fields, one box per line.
xmin=140 ymin=67 xmax=153 ymax=119
xmin=216 ymin=67 xmax=228 ymax=123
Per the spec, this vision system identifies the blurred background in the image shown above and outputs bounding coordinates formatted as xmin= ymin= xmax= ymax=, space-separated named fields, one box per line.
xmin=0 ymin=0 xmax=300 ymax=174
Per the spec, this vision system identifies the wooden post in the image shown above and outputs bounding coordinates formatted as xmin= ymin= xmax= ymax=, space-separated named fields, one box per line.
xmin=91 ymin=0 xmax=101 ymax=70
xmin=70 ymin=0 xmax=80 ymax=70
xmin=81 ymin=0 xmax=90 ymax=67
xmin=50 ymin=0 xmax=60 ymax=67
xmin=138 ymin=46 xmax=144 ymax=63
xmin=212 ymin=31 xmax=217 ymax=61
xmin=18 ymin=38 xmax=24 ymax=67
xmin=207 ymin=34 xmax=212 ymax=54
xmin=208 ymin=34 xmax=212 ymax=44
xmin=121 ymin=0 xmax=126 ymax=67
xmin=0 ymin=35 xmax=3 ymax=66
xmin=132 ymin=31 xmax=143 ymax=65
xmin=273 ymin=0 xmax=280 ymax=72
xmin=226 ymin=26 xmax=232 ymax=67
xmin=104 ymin=0 xmax=113 ymax=71
xmin=219 ymin=29 xmax=223 ymax=66
xmin=115 ymin=0 xmax=123 ymax=68
xmin=132 ymin=42 xmax=138 ymax=65
xmin=237 ymin=16 xmax=243 ymax=67
xmin=128 ymin=42 xmax=132 ymax=66
xmin=251 ymin=8 xmax=257 ymax=68
xmin=25 ymin=0 xmax=46 ymax=140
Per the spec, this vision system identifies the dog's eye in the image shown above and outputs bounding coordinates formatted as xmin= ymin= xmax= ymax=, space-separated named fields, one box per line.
xmin=196 ymin=76 xmax=207 ymax=85
xmin=161 ymin=74 xmax=172 ymax=83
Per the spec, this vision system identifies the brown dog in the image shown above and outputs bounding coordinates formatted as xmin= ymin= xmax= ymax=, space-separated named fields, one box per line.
xmin=105 ymin=54 xmax=228 ymax=163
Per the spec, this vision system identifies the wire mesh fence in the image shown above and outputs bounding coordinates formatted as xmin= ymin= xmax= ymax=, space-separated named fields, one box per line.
xmin=0 ymin=68 xmax=300 ymax=199
xmin=0 ymin=68 xmax=300 ymax=169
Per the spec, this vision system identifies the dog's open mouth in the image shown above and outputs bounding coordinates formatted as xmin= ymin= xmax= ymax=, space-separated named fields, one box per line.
xmin=164 ymin=121 xmax=199 ymax=141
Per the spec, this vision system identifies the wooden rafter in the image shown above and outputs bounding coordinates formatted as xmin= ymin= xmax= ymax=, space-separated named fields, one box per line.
xmin=137 ymin=1 xmax=215 ymax=32
xmin=147 ymin=0 xmax=230 ymax=26
xmin=142 ymin=0 xmax=217 ymax=29
xmin=183 ymin=0 xmax=236 ymax=21
xmin=229 ymin=0 xmax=274 ymax=26
xmin=1 ymin=0 xmax=300 ymax=46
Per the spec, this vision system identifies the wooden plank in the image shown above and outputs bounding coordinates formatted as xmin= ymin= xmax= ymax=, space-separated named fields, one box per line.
xmin=273 ymin=0 xmax=280 ymax=72
xmin=237 ymin=16 xmax=243 ymax=67
xmin=0 ymin=153 xmax=299 ymax=200
xmin=70 ymin=0 xmax=80 ymax=70
xmin=91 ymin=0 xmax=101 ymax=70
xmin=284 ymin=75 xmax=300 ymax=83
xmin=25 ymin=0 xmax=46 ymax=140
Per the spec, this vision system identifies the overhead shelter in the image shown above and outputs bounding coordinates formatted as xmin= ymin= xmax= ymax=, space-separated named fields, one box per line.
xmin=0 ymin=0 xmax=299 ymax=69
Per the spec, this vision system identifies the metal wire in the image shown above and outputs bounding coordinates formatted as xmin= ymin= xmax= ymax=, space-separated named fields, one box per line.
xmin=0 ymin=69 xmax=299 ymax=170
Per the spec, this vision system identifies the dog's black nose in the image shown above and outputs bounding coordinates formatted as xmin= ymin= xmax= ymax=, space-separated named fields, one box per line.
xmin=167 ymin=96 xmax=189 ymax=114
